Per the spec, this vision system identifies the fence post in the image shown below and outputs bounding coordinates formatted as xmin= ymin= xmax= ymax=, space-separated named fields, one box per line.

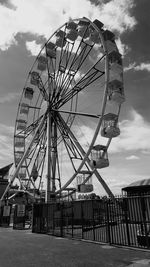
xmin=92 ymin=200 xmax=95 ymax=241
xmin=71 ymin=201 xmax=74 ymax=238
xmin=124 ymin=198 xmax=130 ymax=246
xmin=60 ymin=203 xmax=64 ymax=237
xmin=141 ymin=196 xmax=150 ymax=248
xmin=81 ymin=201 xmax=84 ymax=239
xmin=106 ymin=200 xmax=111 ymax=244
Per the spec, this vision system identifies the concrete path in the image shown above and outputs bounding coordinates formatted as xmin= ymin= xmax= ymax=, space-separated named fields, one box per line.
xmin=0 ymin=227 xmax=150 ymax=267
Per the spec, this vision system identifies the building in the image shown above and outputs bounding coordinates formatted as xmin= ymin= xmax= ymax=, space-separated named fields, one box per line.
xmin=122 ymin=178 xmax=150 ymax=196
xmin=0 ymin=163 xmax=13 ymax=199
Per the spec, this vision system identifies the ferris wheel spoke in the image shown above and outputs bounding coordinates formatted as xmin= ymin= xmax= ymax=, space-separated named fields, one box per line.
xmin=56 ymin=42 xmax=89 ymax=89
xmin=52 ymin=54 xmax=105 ymax=109
xmin=56 ymin=113 xmax=93 ymax=192
xmin=48 ymin=27 xmax=95 ymax=106
xmin=25 ymin=113 xmax=47 ymax=137
xmin=23 ymin=123 xmax=47 ymax=189
xmin=56 ymin=45 xmax=95 ymax=101
xmin=54 ymin=38 xmax=78 ymax=88
xmin=53 ymin=109 xmax=101 ymax=118
xmin=56 ymin=112 xmax=113 ymax=196
xmin=56 ymin=118 xmax=91 ymax=190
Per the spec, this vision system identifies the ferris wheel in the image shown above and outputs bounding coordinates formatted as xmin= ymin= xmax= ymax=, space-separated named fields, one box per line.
xmin=2 ymin=17 xmax=125 ymax=202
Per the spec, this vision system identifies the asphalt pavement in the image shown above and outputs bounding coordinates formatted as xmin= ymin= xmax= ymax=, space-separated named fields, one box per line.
xmin=0 ymin=227 xmax=150 ymax=267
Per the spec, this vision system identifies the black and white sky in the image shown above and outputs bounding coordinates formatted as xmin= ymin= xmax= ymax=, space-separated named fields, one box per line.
xmin=0 ymin=0 xmax=150 ymax=194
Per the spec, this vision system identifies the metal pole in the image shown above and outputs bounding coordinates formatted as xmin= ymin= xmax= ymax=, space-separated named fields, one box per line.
xmin=52 ymin=116 xmax=57 ymax=193
xmin=46 ymin=108 xmax=52 ymax=203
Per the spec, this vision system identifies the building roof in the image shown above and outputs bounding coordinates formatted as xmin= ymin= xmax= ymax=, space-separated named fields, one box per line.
xmin=122 ymin=178 xmax=150 ymax=192
xmin=0 ymin=163 xmax=13 ymax=179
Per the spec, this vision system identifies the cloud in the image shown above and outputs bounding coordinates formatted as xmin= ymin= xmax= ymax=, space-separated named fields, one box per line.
xmin=126 ymin=155 xmax=139 ymax=160
xmin=0 ymin=123 xmax=14 ymax=167
xmin=97 ymin=0 xmax=136 ymax=34
xmin=26 ymin=41 xmax=42 ymax=56
xmin=0 ymin=92 xmax=20 ymax=103
xmin=115 ymin=38 xmax=130 ymax=56
xmin=0 ymin=0 xmax=16 ymax=10
xmin=142 ymin=150 xmax=150 ymax=155
xmin=0 ymin=0 xmax=137 ymax=51
xmin=78 ymin=109 xmax=150 ymax=154
xmin=124 ymin=62 xmax=150 ymax=72
xmin=109 ymin=109 xmax=150 ymax=153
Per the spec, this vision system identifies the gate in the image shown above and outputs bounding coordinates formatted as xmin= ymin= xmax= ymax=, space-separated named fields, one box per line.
xmin=32 ymin=196 xmax=150 ymax=250
xmin=13 ymin=204 xmax=32 ymax=230
xmin=32 ymin=200 xmax=108 ymax=242
xmin=82 ymin=200 xmax=107 ymax=242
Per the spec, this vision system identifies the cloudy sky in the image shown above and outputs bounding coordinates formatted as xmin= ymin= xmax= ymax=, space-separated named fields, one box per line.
xmin=0 ymin=0 xmax=150 ymax=195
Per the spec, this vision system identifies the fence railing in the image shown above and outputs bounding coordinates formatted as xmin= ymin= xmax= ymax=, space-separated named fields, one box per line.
xmin=1 ymin=195 xmax=150 ymax=249
xmin=32 ymin=195 xmax=150 ymax=249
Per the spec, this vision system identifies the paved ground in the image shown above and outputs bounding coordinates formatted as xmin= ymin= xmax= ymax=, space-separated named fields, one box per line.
xmin=0 ymin=227 xmax=150 ymax=267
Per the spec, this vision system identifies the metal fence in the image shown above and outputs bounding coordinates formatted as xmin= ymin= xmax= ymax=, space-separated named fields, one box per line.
xmin=32 ymin=195 xmax=150 ymax=249
xmin=0 ymin=204 xmax=32 ymax=229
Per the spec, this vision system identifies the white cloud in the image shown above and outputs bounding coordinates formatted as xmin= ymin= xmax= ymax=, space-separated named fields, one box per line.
xmin=142 ymin=150 xmax=150 ymax=155
xmin=109 ymin=109 xmax=150 ymax=153
xmin=77 ymin=109 xmax=150 ymax=154
xmin=26 ymin=41 xmax=42 ymax=56
xmin=0 ymin=123 xmax=14 ymax=168
xmin=126 ymin=155 xmax=139 ymax=160
xmin=124 ymin=62 xmax=136 ymax=72
xmin=0 ymin=92 xmax=20 ymax=103
xmin=115 ymin=38 xmax=130 ymax=56
xmin=134 ymin=63 xmax=150 ymax=72
xmin=124 ymin=62 xmax=150 ymax=72
xmin=97 ymin=0 xmax=136 ymax=34
xmin=0 ymin=0 xmax=136 ymax=51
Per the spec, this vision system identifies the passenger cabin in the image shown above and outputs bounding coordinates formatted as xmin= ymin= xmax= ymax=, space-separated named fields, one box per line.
xmin=37 ymin=56 xmax=48 ymax=71
xmin=67 ymin=21 xmax=77 ymax=30
xmin=78 ymin=19 xmax=90 ymax=38
xmin=66 ymin=29 xmax=78 ymax=42
xmin=20 ymin=103 xmax=29 ymax=115
xmin=24 ymin=87 xmax=34 ymax=100
xmin=109 ymin=51 xmax=122 ymax=67
xmin=108 ymin=80 xmax=125 ymax=104
xmin=30 ymin=71 xmax=40 ymax=86
xmin=90 ymin=145 xmax=109 ymax=169
xmin=76 ymin=170 xmax=93 ymax=193
xmin=16 ymin=119 xmax=27 ymax=131
xmin=66 ymin=21 xmax=78 ymax=42
xmin=15 ymin=151 xmax=24 ymax=166
xmin=93 ymin=19 xmax=104 ymax=30
xmin=101 ymin=113 xmax=120 ymax=138
xmin=55 ymin=30 xmax=66 ymax=47
xmin=109 ymin=50 xmax=123 ymax=77
xmin=46 ymin=42 xmax=56 ymax=58
xmin=14 ymin=135 xmax=25 ymax=147
xmin=87 ymin=20 xmax=103 ymax=44
xmin=103 ymin=29 xmax=117 ymax=53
